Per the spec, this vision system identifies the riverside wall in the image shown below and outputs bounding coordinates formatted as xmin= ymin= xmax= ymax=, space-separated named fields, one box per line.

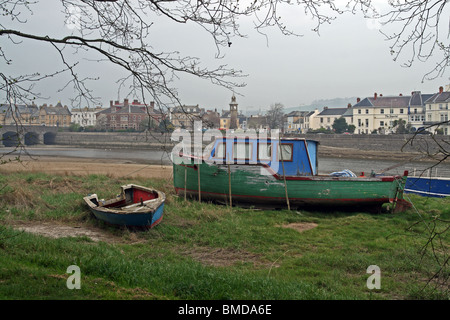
xmin=293 ymin=133 xmax=422 ymax=153
xmin=54 ymin=132 xmax=171 ymax=149
xmin=53 ymin=131 xmax=450 ymax=156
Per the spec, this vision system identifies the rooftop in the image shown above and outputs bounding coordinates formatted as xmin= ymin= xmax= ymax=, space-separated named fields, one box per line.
xmin=426 ymin=91 xmax=450 ymax=104
xmin=318 ymin=107 xmax=348 ymax=116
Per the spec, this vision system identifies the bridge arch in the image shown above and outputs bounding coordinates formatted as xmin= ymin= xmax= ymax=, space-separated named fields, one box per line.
xmin=2 ymin=131 xmax=20 ymax=147
xmin=0 ymin=125 xmax=58 ymax=146
xmin=43 ymin=132 xmax=56 ymax=145
xmin=24 ymin=132 xmax=40 ymax=145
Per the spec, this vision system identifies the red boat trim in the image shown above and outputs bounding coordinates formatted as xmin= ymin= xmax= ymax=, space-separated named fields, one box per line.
xmin=180 ymin=164 xmax=198 ymax=170
xmin=150 ymin=215 xmax=164 ymax=228
xmin=178 ymin=153 xmax=204 ymax=162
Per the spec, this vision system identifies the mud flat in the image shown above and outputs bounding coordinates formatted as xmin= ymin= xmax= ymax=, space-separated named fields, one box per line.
xmin=0 ymin=156 xmax=173 ymax=180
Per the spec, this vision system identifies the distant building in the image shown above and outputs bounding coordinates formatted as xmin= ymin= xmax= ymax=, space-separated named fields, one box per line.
xmin=341 ymin=104 xmax=354 ymax=128
xmin=98 ymin=99 xmax=164 ymax=131
xmin=169 ymin=104 xmax=203 ymax=131
xmin=352 ymin=91 xmax=433 ymax=134
xmin=202 ymin=109 xmax=220 ymax=129
xmin=285 ymin=110 xmax=319 ymax=133
xmin=220 ymin=95 xmax=241 ymax=130
xmin=408 ymin=91 xmax=433 ymax=133
xmin=0 ymin=103 xmax=40 ymax=125
xmin=71 ymin=106 xmax=106 ymax=127
xmin=39 ymin=102 xmax=72 ymax=127
xmin=246 ymin=114 xmax=268 ymax=131
xmin=424 ymin=86 xmax=450 ymax=135
xmin=310 ymin=106 xmax=348 ymax=131
xmin=352 ymin=93 xmax=409 ymax=134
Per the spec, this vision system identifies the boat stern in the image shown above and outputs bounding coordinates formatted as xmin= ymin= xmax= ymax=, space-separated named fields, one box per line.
xmin=391 ymin=171 xmax=413 ymax=212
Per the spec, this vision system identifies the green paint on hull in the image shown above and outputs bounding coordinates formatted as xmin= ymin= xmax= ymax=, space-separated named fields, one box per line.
xmin=172 ymin=155 xmax=408 ymax=211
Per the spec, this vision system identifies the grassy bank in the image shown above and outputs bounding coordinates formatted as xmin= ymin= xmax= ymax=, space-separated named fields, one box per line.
xmin=0 ymin=171 xmax=448 ymax=300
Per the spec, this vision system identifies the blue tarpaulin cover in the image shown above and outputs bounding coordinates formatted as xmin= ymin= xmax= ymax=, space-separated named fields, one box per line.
xmin=330 ymin=169 xmax=357 ymax=177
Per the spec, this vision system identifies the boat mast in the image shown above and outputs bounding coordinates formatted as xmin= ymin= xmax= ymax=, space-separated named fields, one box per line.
xmin=198 ymin=159 xmax=201 ymax=202
xmin=228 ymin=160 xmax=232 ymax=208
xmin=184 ymin=165 xmax=187 ymax=201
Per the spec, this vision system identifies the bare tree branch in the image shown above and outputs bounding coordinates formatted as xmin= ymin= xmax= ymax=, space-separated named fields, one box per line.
xmin=378 ymin=0 xmax=449 ymax=81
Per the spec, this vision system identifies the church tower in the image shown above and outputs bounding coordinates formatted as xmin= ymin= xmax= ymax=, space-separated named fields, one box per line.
xmin=229 ymin=95 xmax=238 ymax=129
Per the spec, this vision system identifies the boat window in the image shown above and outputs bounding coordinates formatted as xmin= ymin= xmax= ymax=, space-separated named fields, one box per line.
xmin=233 ymin=142 xmax=252 ymax=160
xmin=213 ymin=142 xmax=226 ymax=159
xmin=258 ymin=142 xmax=272 ymax=161
xmin=278 ymin=143 xmax=293 ymax=161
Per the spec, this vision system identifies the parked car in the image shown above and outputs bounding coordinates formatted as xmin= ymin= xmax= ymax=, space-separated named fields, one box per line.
xmin=416 ymin=127 xmax=432 ymax=135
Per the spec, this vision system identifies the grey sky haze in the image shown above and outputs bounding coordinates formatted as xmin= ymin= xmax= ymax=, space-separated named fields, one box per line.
xmin=2 ymin=1 xmax=448 ymax=114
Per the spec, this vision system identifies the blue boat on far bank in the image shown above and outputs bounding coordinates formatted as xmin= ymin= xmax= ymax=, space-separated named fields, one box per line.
xmin=405 ymin=176 xmax=450 ymax=198
xmin=83 ymin=184 xmax=165 ymax=228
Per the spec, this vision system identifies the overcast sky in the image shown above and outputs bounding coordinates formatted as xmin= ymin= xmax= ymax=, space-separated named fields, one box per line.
xmin=2 ymin=1 xmax=449 ymax=114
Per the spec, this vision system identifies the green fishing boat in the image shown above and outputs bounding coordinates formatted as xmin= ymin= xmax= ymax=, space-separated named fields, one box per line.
xmin=172 ymin=136 xmax=411 ymax=212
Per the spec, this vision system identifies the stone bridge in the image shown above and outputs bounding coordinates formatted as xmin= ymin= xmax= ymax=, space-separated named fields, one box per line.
xmin=0 ymin=125 xmax=59 ymax=147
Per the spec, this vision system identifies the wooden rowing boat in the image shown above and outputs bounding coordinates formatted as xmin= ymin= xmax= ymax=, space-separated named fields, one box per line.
xmin=83 ymin=184 xmax=165 ymax=228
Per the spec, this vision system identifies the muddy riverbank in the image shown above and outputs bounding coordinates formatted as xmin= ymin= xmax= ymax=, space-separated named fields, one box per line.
xmin=0 ymin=156 xmax=173 ymax=179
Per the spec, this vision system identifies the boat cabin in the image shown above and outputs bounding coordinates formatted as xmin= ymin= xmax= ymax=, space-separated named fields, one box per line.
xmin=206 ymin=137 xmax=319 ymax=176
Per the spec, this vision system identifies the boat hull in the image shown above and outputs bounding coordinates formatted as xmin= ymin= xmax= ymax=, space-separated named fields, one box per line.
xmin=89 ymin=204 xmax=164 ymax=228
xmin=172 ymin=158 xmax=409 ymax=212
xmin=405 ymin=177 xmax=450 ymax=198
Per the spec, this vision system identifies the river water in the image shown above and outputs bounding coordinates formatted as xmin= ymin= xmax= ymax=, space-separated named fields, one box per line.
xmin=1 ymin=146 xmax=449 ymax=177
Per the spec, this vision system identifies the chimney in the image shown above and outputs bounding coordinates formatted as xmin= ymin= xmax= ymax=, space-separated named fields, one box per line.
xmin=115 ymin=100 xmax=119 ymax=105
xmin=133 ymin=99 xmax=139 ymax=104
xmin=150 ymin=101 xmax=155 ymax=111
xmin=374 ymin=93 xmax=377 ymax=100
xmin=124 ymin=98 xmax=129 ymax=106
xmin=380 ymin=94 xmax=383 ymax=97
xmin=439 ymin=86 xmax=444 ymax=94
xmin=399 ymin=93 xmax=402 ymax=96
xmin=323 ymin=106 xmax=328 ymax=110
xmin=357 ymin=97 xmax=361 ymax=103
xmin=110 ymin=100 xmax=113 ymax=107
xmin=347 ymin=103 xmax=352 ymax=108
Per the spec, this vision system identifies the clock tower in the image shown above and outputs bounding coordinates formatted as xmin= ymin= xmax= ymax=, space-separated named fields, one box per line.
xmin=229 ymin=95 xmax=238 ymax=129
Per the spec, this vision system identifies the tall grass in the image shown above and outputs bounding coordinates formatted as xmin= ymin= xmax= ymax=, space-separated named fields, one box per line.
xmin=0 ymin=172 xmax=448 ymax=300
